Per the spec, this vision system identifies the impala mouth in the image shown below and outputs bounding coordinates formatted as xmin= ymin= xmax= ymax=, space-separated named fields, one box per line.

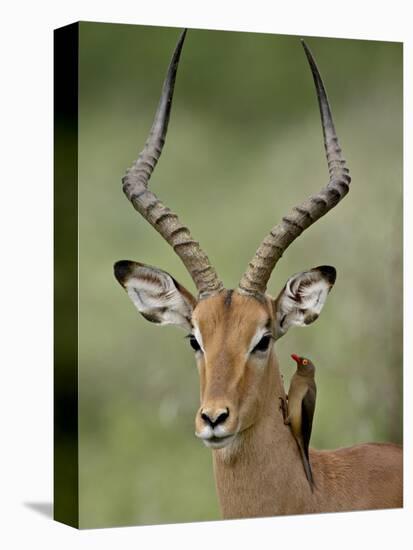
xmin=196 ymin=432 xmax=236 ymax=449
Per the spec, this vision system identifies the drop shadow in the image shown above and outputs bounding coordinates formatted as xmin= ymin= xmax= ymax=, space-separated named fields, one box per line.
xmin=24 ymin=501 xmax=53 ymax=519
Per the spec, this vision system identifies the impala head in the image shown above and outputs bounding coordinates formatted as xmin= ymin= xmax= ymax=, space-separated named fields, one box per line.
xmin=114 ymin=31 xmax=350 ymax=451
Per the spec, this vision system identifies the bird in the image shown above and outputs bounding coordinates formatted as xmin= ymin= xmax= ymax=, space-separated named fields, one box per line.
xmin=282 ymin=353 xmax=317 ymax=489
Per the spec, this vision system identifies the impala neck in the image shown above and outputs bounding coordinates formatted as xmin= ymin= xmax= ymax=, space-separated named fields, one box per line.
xmin=212 ymin=352 xmax=312 ymax=518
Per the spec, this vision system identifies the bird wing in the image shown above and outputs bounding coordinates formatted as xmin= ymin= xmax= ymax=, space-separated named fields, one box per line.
xmin=301 ymin=383 xmax=316 ymax=461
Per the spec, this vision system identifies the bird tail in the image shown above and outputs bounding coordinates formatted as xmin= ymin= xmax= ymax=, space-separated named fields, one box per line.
xmin=298 ymin=443 xmax=315 ymax=491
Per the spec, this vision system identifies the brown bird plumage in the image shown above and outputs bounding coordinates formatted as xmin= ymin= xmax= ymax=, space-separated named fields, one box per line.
xmin=282 ymin=354 xmax=317 ymax=489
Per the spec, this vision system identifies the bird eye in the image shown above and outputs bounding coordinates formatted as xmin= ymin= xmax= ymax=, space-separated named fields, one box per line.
xmin=188 ymin=335 xmax=201 ymax=352
xmin=302 ymin=359 xmax=309 ymax=365
xmin=252 ymin=334 xmax=273 ymax=353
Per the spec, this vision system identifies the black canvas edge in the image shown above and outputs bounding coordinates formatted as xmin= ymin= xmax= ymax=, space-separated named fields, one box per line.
xmin=53 ymin=22 xmax=79 ymax=529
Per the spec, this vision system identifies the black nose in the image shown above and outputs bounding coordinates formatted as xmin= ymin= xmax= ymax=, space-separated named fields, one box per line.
xmin=201 ymin=408 xmax=230 ymax=428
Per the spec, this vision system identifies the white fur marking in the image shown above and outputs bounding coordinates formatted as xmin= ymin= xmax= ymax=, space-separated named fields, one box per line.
xmin=192 ymin=322 xmax=205 ymax=353
xmin=247 ymin=327 xmax=269 ymax=355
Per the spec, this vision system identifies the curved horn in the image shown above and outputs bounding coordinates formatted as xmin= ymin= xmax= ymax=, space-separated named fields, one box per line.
xmin=238 ymin=40 xmax=351 ymax=296
xmin=122 ymin=30 xmax=223 ymax=298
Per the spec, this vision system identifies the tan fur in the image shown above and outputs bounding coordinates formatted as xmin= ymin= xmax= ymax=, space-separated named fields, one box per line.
xmin=192 ymin=292 xmax=402 ymax=518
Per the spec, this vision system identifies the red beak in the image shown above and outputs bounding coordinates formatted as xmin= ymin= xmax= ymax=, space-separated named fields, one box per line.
xmin=291 ymin=353 xmax=301 ymax=364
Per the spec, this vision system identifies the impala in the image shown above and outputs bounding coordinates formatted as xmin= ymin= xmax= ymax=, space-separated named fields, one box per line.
xmin=114 ymin=30 xmax=402 ymax=518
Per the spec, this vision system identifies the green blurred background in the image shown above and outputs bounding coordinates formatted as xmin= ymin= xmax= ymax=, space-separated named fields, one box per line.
xmin=77 ymin=22 xmax=402 ymax=528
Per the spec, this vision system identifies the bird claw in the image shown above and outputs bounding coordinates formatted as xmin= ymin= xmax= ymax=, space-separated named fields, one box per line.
xmin=279 ymin=397 xmax=288 ymax=421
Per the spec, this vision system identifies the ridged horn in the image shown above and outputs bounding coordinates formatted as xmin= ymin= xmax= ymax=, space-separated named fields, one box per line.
xmin=122 ymin=29 xmax=224 ymax=298
xmin=238 ymin=39 xmax=351 ymax=296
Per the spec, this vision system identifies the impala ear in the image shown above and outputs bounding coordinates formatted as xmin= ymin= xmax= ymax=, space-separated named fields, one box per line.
xmin=114 ymin=260 xmax=197 ymax=331
xmin=273 ymin=265 xmax=336 ymax=340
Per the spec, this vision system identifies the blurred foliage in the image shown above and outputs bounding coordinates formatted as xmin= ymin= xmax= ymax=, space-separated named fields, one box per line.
xmin=76 ymin=22 xmax=402 ymax=528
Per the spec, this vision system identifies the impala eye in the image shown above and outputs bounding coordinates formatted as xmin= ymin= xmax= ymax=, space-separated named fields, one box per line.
xmin=252 ymin=334 xmax=273 ymax=353
xmin=187 ymin=335 xmax=201 ymax=352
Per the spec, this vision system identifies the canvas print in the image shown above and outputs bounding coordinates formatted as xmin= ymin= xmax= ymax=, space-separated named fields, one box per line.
xmin=54 ymin=22 xmax=403 ymax=528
